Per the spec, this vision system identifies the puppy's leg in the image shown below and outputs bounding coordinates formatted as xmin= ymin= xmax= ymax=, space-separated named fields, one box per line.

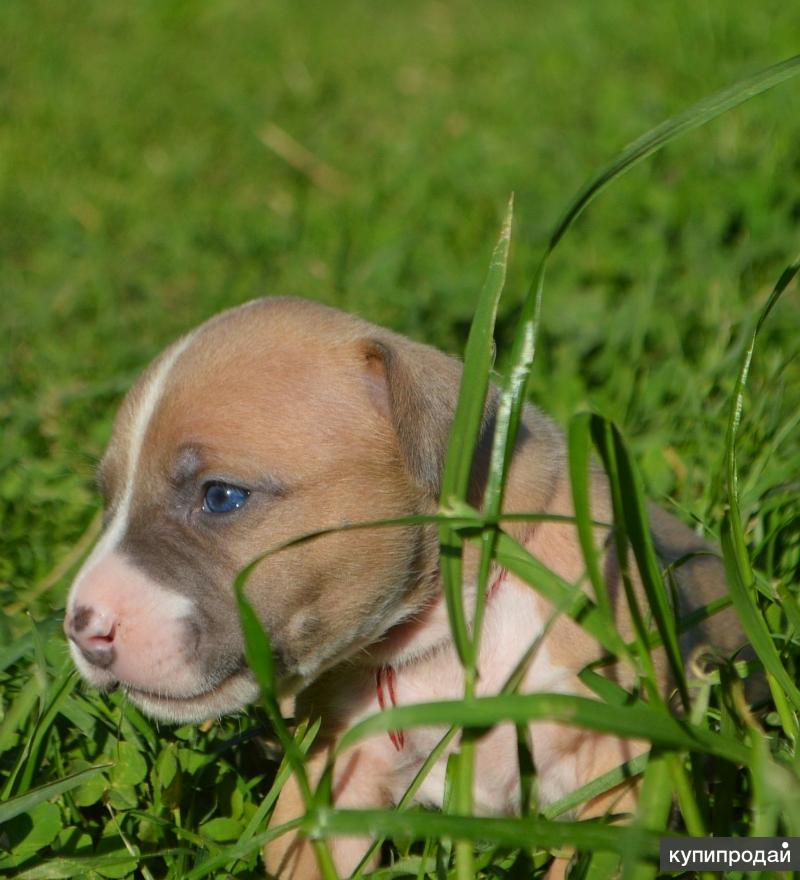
xmin=265 ymin=744 xmax=391 ymax=879
xmin=543 ymin=729 xmax=647 ymax=880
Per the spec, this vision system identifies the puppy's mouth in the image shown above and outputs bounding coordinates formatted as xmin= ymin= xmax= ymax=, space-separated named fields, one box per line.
xmin=120 ymin=663 xmax=261 ymax=724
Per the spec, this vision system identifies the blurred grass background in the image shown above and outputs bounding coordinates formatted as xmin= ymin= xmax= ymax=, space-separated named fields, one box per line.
xmin=3 ymin=0 xmax=800 ymax=603
xmin=2 ymin=0 xmax=800 ymax=875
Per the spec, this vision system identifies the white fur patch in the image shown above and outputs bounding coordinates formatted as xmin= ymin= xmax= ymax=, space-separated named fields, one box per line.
xmin=68 ymin=551 xmax=197 ymax=691
xmin=68 ymin=330 xmax=197 ymax=609
xmin=65 ymin=329 xmax=206 ymax=706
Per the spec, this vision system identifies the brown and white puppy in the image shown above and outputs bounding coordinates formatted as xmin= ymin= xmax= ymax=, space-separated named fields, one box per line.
xmin=64 ymin=297 xmax=745 ymax=878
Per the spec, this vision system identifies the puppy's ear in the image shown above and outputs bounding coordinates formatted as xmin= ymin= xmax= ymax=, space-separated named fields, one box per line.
xmin=362 ymin=335 xmax=496 ymax=498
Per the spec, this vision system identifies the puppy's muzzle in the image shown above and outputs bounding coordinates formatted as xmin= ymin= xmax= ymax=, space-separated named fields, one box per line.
xmin=64 ymin=549 xmax=263 ymax=722
xmin=64 ymin=550 xmax=208 ymax=692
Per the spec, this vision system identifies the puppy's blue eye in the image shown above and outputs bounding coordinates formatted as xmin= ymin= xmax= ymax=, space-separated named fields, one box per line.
xmin=203 ymin=482 xmax=250 ymax=514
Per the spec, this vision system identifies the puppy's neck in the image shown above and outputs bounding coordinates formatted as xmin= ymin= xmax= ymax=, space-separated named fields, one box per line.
xmin=363 ymin=565 xmax=508 ymax=753
xmin=295 ymin=564 xmax=532 ymax=750
xmin=364 ymin=562 xmax=508 ymax=671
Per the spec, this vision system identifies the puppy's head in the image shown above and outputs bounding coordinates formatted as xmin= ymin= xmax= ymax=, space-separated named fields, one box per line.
xmin=64 ymin=298 xmax=480 ymax=722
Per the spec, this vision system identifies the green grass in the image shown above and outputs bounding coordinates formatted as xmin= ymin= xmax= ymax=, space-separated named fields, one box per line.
xmin=3 ymin=1 xmax=800 ymax=877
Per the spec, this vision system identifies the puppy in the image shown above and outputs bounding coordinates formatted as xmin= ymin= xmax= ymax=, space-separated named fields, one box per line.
xmin=64 ymin=297 xmax=746 ymax=878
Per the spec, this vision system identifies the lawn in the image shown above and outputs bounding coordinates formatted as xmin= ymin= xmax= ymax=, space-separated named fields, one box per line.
xmin=2 ymin=1 xmax=800 ymax=877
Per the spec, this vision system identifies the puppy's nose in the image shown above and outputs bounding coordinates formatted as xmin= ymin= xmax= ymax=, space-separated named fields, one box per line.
xmin=65 ymin=605 xmax=117 ymax=669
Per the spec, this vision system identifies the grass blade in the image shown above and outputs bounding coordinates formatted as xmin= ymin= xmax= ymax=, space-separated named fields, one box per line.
xmin=721 ymin=515 xmax=800 ymax=713
xmin=350 ymin=725 xmax=460 ymax=879
xmin=488 ymin=527 xmax=628 ymax=658
xmin=337 ymin=692 xmax=749 ymax=765
xmin=2 ymin=661 xmax=77 ymax=799
xmin=7 ymin=850 xmax=194 ymax=880
xmin=439 ymin=195 xmax=513 ymax=506
xmin=303 ymin=807 xmax=661 ymax=859
xmin=439 ymin=194 xmax=514 ymax=671
xmin=182 ymin=822 xmax=304 ymax=880
xmin=568 ymin=413 xmax=614 ymax=624
xmin=0 ymin=763 xmax=111 ymax=823
xmin=722 ymin=256 xmax=800 ymax=714
xmin=484 ymin=53 xmax=800 ymax=554
xmin=623 ymin=752 xmax=673 ymax=880
xmin=232 ymin=567 xmax=340 ymax=880
xmin=548 ymin=55 xmax=800 ymax=251
xmin=542 ymin=751 xmax=650 ymax=820
xmin=592 ymin=414 xmax=689 ymax=708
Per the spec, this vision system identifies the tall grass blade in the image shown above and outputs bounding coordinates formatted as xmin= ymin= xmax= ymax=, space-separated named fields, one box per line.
xmin=543 ymin=752 xmax=650 ymax=819
xmin=721 ymin=517 xmax=800 ymax=713
xmin=182 ymin=820 xmax=305 ymax=880
xmin=0 ymin=675 xmax=41 ymax=756
xmin=439 ymin=194 xmax=513 ymax=670
xmin=623 ymin=752 xmax=673 ymax=880
xmin=183 ymin=722 xmax=320 ymax=878
xmin=578 ymin=668 xmax=642 ymax=708
xmin=2 ymin=661 xmax=77 ymax=799
xmin=548 ymin=55 xmax=800 ymax=250
xmin=489 ymin=527 xmax=628 ymax=657
xmin=484 ymin=54 xmax=800 ymax=542
xmin=568 ymin=413 xmax=614 ymax=624
xmin=588 ymin=416 xmax=661 ymax=703
xmin=593 ymin=415 xmax=689 ymax=707
xmin=350 ymin=725 xmax=460 ymax=879
xmin=233 ymin=568 xmax=280 ymax=704
xmin=0 ymin=763 xmax=111 ymax=823
xmin=722 ymin=256 xmax=800 ymax=713
xmin=337 ymin=692 xmax=749 ymax=764
xmin=226 ymin=718 xmax=321 ymax=872
xmin=233 ymin=566 xmax=340 ymax=880
xmin=302 ymin=807 xmax=661 ymax=858
xmin=439 ymin=195 xmax=513 ymax=506
xmin=7 ymin=850 xmax=194 ymax=880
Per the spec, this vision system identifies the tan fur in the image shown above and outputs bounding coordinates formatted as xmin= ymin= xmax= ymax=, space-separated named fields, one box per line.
xmin=64 ymin=297 xmax=746 ymax=880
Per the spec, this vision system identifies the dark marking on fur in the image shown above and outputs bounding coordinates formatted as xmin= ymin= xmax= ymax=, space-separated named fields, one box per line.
xmin=71 ymin=605 xmax=92 ymax=634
